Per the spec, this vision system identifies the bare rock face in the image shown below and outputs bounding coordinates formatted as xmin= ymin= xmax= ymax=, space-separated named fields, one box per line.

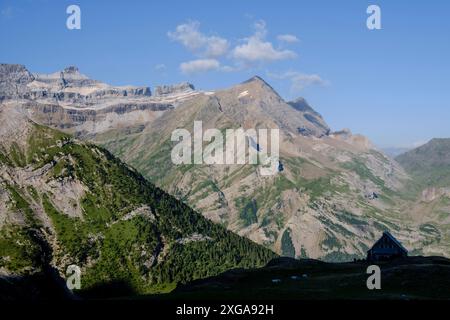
xmin=58 ymin=65 xmax=100 ymax=89
xmin=0 ymin=64 xmax=35 ymax=100
xmin=31 ymin=66 xmax=152 ymax=102
xmin=211 ymin=75 xmax=330 ymax=138
xmin=288 ymin=97 xmax=330 ymax=136
xmin=154 ymin=82 xmax=195 ymax=96
xmin=0 ymin=64 xmax=201 ymax=137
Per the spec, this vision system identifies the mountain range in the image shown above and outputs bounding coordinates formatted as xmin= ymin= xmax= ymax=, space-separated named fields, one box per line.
xmin=1 ymin=63 xmax=449 ymax=293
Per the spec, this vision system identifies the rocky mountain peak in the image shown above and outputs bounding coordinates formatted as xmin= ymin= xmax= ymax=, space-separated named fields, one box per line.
xmin=235 ymin=75 xmax=282 ymax=102
xmin=62 ymin=66 xmax=80 ymax=74
xmin=0 ymin=63 xmax=33 ymax=83
xmin=58 ymin=65 xmax=90 ymax=82
xmin=242 ymin=75 xmax=268 ymax=85
xmin=288 ymin=97 xmax=314 ymax=112
xmin=0 ymin=63 xmax=35 ymax=99
xmin=0 ymin=63 xmax=32 ymax=76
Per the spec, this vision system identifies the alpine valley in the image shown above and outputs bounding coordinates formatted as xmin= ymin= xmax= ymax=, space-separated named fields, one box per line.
xmin=1 ymin=64 xmax=449 ymax=298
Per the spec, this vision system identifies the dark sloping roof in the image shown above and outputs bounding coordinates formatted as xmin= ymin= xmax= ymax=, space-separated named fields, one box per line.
xmin=383 ymin=231 xmax=408 ymax=253
xmin=368 ymin=231 xmax=408 ymax=253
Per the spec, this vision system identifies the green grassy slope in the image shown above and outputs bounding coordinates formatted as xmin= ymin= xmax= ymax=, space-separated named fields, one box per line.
xmin=396 ymin=138 xmax=450 ymax=188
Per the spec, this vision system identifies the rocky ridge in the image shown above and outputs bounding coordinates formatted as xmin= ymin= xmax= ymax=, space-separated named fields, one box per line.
xmin=0 ymin=64 xmax=199 ymax=137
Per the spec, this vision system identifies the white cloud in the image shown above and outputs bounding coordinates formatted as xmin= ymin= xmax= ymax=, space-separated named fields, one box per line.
xmin=169 ymin=20 xmax=305 ymax=75
xmin=168 ymin=21 xmax=229 ymax=58
xmin=155 ymin=64 xmax=166 ymax=71
xmin=277 ymin=34 xmax=299 ymax=43
xmin=232 ymin=20 xmax=296 ymax=64
xmin=232 ymin=38 xmax=296 ymax=63
xmin=269 ymin=71 xmax=327 ymax=92
xmin=180 ymin=59 xmax=221 ymax=74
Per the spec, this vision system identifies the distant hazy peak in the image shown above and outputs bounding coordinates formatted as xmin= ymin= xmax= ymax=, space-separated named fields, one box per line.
xmin=429 ymin=138 xmax=450 ymax=144
xmin=395 ymin=137 xmax=450 ymax=189
xmin=396 ymin=138 xmax=450 ymax=160
xmin=34 ymin=65 xmax=93 ymax=81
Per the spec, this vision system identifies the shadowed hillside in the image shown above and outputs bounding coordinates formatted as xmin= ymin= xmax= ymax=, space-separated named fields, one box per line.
xmin=162 ymin=256 xmax=450 ymax=300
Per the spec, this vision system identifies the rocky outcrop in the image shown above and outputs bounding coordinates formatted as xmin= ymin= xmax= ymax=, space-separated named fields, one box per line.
xmin=25 ymin=97 xmax=172 ymax=137
xmin=288 ymin=98 xmax=330 ymax=136
xmin=421 ymin=187 xmax=450 ymax=202
xmin=0 ymin=64 xmax=35 ymax=100
xmin=33 ymin=66 xmax=100 ymax=89
xmin=330 ymin=129 xmax=374 ymax=150
xmin=175 ymin=233 xmax=213 ymax=244
xmin=154 ymin=82 xmax=195 ymax=96
xmin=90 ymin=86 xmax=151 ymax=98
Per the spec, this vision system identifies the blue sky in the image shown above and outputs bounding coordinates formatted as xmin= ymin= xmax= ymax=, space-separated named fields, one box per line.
xmin=1 ymin=0 xmax=449 ymax=148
